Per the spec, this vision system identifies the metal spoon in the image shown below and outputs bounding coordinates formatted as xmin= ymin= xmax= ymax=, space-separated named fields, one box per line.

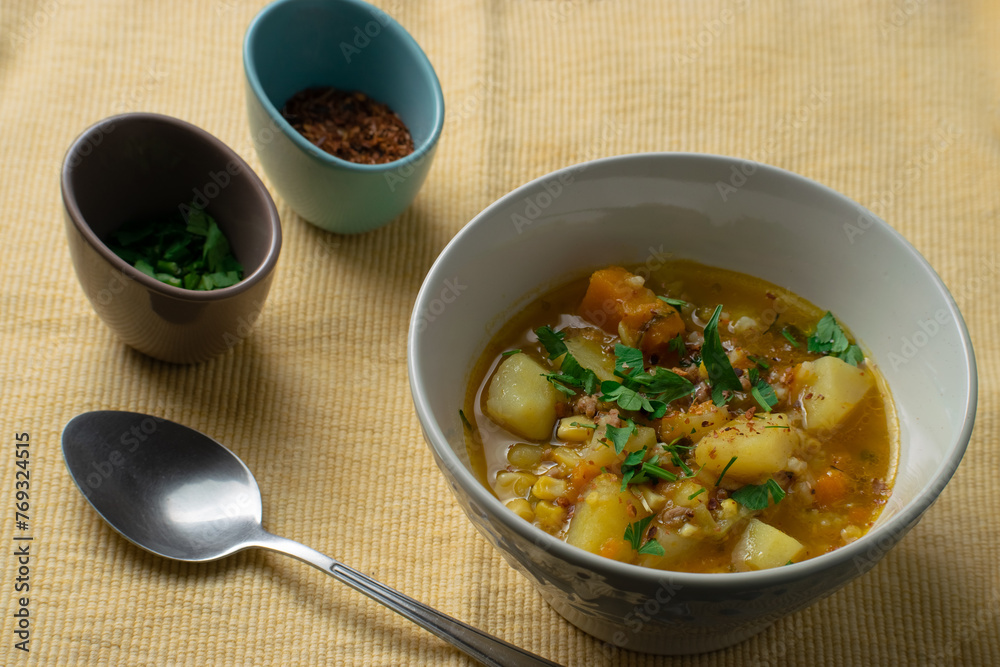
xmin=62 ymin=411 xmax=561 ymax=667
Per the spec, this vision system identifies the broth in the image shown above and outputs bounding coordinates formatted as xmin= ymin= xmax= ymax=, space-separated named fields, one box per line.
xmin=463 ymin=261 xmax=897 ymax=573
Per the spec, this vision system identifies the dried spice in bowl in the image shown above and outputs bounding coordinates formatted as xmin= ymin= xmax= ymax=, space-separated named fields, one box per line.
xmin=281 ymin=87 xmax=414 ymax=164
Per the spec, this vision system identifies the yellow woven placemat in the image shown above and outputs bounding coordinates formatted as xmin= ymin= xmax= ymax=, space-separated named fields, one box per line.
xmin=1 ymin=0 xmax=998 ymax=664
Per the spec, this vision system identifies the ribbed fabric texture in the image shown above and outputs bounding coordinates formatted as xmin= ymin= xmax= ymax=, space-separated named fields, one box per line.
xmin=1 ymin=0 xmax=998 ymax=664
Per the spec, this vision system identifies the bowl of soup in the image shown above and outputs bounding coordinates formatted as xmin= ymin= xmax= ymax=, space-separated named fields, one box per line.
xmin=407 ymin=153 xmax=977 ymax=654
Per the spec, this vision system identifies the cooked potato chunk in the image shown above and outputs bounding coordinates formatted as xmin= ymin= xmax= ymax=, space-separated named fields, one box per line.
xmin=659 ymin=400 xmax=729 ymax=443
xmin=580 ymin=423 xmax=657 ymax=469
xmin=560 ymin=335 xmax=616 ymax=383
xmin=733 ymin=518 xmax=805 ymax=570
xmin=694 ymin=413 xmax=798 ymax=485
xmin=485 ymin=353 xmax=562 ymax=440
xmin=565 ymin=473 xmax=642 ymax=558
xmin=556 ymin=416 xmax=595 ymax=442
xmin=792 ymin=356 xmax=875 ymax=431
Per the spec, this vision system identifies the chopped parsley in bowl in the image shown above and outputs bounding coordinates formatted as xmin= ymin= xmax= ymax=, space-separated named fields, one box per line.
xmin=108 ymin=204 xmax=243 ymax=291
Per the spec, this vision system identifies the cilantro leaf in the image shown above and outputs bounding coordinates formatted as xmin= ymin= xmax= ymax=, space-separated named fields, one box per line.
xmin=108 ymin=203 xmax=243 ymax=291
xmin=731 ymin=479 xmax=786 ymax=510
xmin=688 ymin=488 xmax=706 ymax=500
xmin=839 ymin=344 xmax=864 ymax=366
xmin=644 ymin=367 xmax=694 ymax=403
xmin=661 ymin=441 xmax=694 ymax=477
xmin=807 ymin=312 xmax=864 ymax=366
xmin=657 ymin=296 xmax=689 ymax=309
xmin=781 ymin=327 xmax=801 ymax=348
xmin=623 ymin=515 xmax=657 ymax=551
xmin=750 ymin=378 xmax=778 ymax=412
xmin=458 ymin=409 xmax=473 ymax=431
xmin=535 ymin=326 xmax=568 ymax=360
xmin=535 ymin=326 xmax=599 ymax=395
xmin=640 ymin=460 xmax=678 ymax=482
xmin=543 ymin=373 xmax=581 ymax=396
xmin=604 ymin=420 xmax=636 ymax=455
xmin=638 ymin=538 xmax=666 ymax=556
xmin=619 ymin=446 xmax=647 ymax=489
xmin=668 ymin=334 xmax=686 ymax=356
xmin=601 ymin=344 xmax=694 ymax=417
xmin=614 ymin=343 xmax=645 ymax=378
xmin=808 ymin=312 xmax=848 ymax=354
xmin=702 ymin=305 xmax=743 ymax=406
xmin=715 ymin=456 xmax=738 ymax=486
xmin=561 ymin=355 xmax=600 ymax=394
xmin=601 ymin=381 xmax=647 ymax=412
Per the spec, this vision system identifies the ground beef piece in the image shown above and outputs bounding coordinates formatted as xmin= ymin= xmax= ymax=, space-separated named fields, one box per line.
xmin=693 ymin=381 xmax=710 ymax=403
xmin=659 ymin=506 xmax=695 ymax=524
xmin=573 ymin=394 xmax=599 ymax=418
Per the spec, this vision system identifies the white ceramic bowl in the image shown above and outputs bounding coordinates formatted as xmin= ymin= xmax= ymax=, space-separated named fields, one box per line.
xmin=407 ymin=153 xmax=977 ymax=655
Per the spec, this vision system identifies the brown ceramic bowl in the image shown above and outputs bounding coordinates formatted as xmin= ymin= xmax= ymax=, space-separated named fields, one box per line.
xmin=61 ymin=113 xmax=282 ymax=364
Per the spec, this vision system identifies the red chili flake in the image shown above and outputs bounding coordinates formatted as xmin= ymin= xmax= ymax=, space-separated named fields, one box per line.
xmin=281 ymin=86 xmax=414 ymax=164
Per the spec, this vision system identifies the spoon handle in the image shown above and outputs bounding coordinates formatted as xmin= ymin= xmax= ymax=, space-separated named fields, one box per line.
xmin=256 ymin=533 xmax=563 ymax=667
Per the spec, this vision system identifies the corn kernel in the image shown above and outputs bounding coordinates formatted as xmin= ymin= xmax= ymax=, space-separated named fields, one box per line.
xmin=549 ymin=446 xmax=582 ymax=469
xmin=505 ymin=498 xmax=535 ymax=522
xmin=496 ymin=471 xmax=537 ymax=497
xmin=718 ymin=498 xmax=739 ymax=520
xmin=841 ymin=525 xmax=863 ymax=544
xmin=534 ymin=500 xmax=567 ymax=530
xmin=557 ymin=417 xmax=595 ymax=442
xmin=532 ymin=475 xmax=568 ymax=501
xmin=678 ymin=522 xmax=699 ymax=538
xmin=507 ymin=443 xmax=544 ymax=469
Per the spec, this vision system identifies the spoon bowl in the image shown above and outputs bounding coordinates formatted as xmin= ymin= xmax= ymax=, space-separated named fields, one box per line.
xmin=62 ymin=411 xmax=560 ymax=667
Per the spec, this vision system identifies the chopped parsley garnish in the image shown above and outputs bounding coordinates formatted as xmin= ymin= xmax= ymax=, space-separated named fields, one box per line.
xmin=535 ymin=326 xmax=600 ymax=395
xmin=599 ymin=344 xmax=693 ymax=418
xmin=702 ymin=305 xmax=743 ymax=406
xmin=624 ymin=516 xmax=665 ymax=556
xmin=747 ymin=354 xmax=771 ymax=369
xmin=661 ymin=440 xmax=695 ymax=477
xmin=781 ymin=326 xmax=801 ymax=348
xmin=543 ymin=372 xmax=583 ymax=397
xmin=668 ymin=334 xmax=686 ymax=356
xmin=458 ymin=409 xmax=472 ymax=431
xmin=657 ymin=296 xmax=690 ymax=309
xmin=108 ymin=203 xmax=244 ymax=290
xmin=640 ymin=461 xmax=678 ymax=482
xmin=747 ymin=367 xmax=778 ymax=413
xmin=621 ymin=447 xmax=680 ymax=490
xmin=501 ymin=349 xmax=521 ymax=357
xmin=535 ymin=326 xmax=567 ymax=359
xmin=807 ymin=312 xmax=864 ymax=366
xmin=570 ymin=421 xmax=597 ymax=430
xmin=688 ymin=488 xmax=707 ymax=500
xmin=715 ymin=456 xmax=738 ymax=486
xmin=731 ymin=479 xmax=786 ymax=510
xmin=620 ymin=447 xmax=647 ymax=489
xmin=603 ymin=419 xmax=636 ymax=455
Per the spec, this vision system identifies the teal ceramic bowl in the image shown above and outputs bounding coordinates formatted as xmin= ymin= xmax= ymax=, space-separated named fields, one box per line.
xmin=243 ymin=0 xmax=444 ymax=234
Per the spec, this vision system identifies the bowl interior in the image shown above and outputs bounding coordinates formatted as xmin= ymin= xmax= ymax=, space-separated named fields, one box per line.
xmin=62 ymin=114 xmax=280 ymax=284
xmin=410 ymin=153 xmax=976 ymax=580
xmin=244 ymin=0 xmax=443 ymax=156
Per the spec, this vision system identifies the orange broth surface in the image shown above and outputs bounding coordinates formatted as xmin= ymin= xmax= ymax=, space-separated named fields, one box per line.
xmin=463 ymin=260 xmax=897 ymax=573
